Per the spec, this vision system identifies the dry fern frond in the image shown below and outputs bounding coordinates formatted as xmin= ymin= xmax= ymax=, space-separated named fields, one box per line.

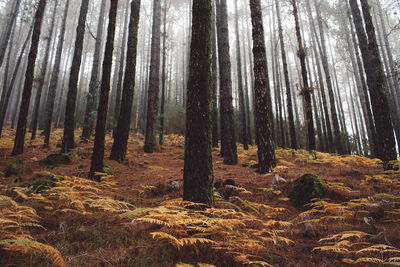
xmin=150 ymin=231 xmax=181 ymax=249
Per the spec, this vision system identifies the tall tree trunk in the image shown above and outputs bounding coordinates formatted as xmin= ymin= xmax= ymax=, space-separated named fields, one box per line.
xmin=81 ymin=0 xmax=107 ymax=139
xmin=183 ymin=0 xmax=214 ymax=206
xmin=12 ymin=0 xmax=47 ymax=155
xmin=144 ymin=0 xmax=161 ymax=153
xmin=113 ymin=0 xmax=130 ymax=128
xmin=216 ymin=0 xmax=237 ymax=165
xmin=276 ymin=0 xmax=297 ymax=149
xmin=313 ymin=0 xmax=343 ymax=154
xmin=110 ymin=0 xmax=141 ymax=163
xmin=61 ymin=0 xmax=89 ymax=153
xmin=159 ymin=0 xmax=167 ymax=146
xmin=0 ymin=0 xmax=22 ymax=69
xmin=211 ymin=0 xmax=219 ymax=148
xmin=292 ymin=0 xmax=315 ymax=151
xmin=30 ymin=0 xmax=59 ymax=140
xmin=349 ymin=0 xmax=397 ymax=169
xmin=89 ymin=0 xmax=119 ymax=180
xmin=249 ymin=0 xmax=276 ymax=173
xmin=234 ymin=0 xmax=248 ymax=150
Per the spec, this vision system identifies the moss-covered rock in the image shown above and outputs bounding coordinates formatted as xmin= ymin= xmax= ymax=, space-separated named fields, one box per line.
xmin=4 ymin=159 xmax=23 ymax=177
xmin=289 ymin=174 xmax=327 ymax=210
xmin=41 ymin=153 xmax=71 ymax=168
xmin=29 ymin=172 xmax=63 ymax=193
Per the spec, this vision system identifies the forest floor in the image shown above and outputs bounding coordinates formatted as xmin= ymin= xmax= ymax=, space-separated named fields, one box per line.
xmin=0 ymin=128 xmax=400 ymax=267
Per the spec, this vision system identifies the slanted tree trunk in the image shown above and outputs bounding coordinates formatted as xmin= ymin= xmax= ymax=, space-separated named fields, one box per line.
xmin=0 ymin=0 xmax=22 ymax=69
xmin=0 ymin=24 xmax=33 ymax=138
xmin=89 ymin=0 xmax=119 ymax=180
xmin=144 ymin=0 xmax=161 ymax=153
xmin=0 ymin=26 xmax=16 ymax=117
xmin=61 ymin=0 xmax=89 ymax=153
xmin=12 ymin=0 xmax=47 ymax=155
xmin=276 ymin=0 xmax=297 ymax=149
xmin=234 ymin=0 xmax=248 ymax=150
xmin=30 ymin=0 xmax=59 ymax=140
xmin=183 ymin=0 xmax=214 ymax=206
xmin=81 ymin=0 xmax=107 ymax=139
xmin=249 ymin=0 xmax=276 ymax=173
xmin=292 ymin=0 xmax=315 ymax=151
xmin=349 ymin=0 xmax=397 ymax=169
xmin=216 ymin=0 xmax=237 ymax=165
xmin=110 ymin=0 xmax=141 ymax=163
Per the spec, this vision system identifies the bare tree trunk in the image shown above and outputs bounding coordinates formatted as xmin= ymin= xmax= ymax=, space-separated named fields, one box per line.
xmin=12 ymin=0 xmax=47 ymax=155
xmin=211 ymin=0 xmax=219 ymax=148
xmin=249 ymin=0 xmax=276 ymax=173
xmin=159 ymin=0 xmax=167 ymax=145
xmin=183 ymin=0 xmax=214 ymax=206
xmin=89 ymin=0 xmax=119 ymax=180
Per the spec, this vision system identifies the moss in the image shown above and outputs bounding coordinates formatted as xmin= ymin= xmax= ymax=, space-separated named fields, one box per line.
xmin=29 ymin=172 xmax=63 ymax=193
xmin=242 ymin=162 xmax=250 ymax=167
xmin=41 ymin=153 xmax=71 ymax=168
xmin=4 ymin=160 xmax=23 ymax=177
xmin=289 ymin=174 xmax=327 ymax=210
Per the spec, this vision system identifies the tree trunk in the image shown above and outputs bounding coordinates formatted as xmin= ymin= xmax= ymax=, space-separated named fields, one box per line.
xmin=61 ymin=0 xmax=89 ymax=153
xmin=159 ymin=0 xmax=167 ymax=146
xmin=349 ymin=0 xmax=397 ymax=169
xmin=234 ymin=0 xmax=248 ymax=150
xmin=211 ymin=0 xmax=219 ymax=148
xmin=0 ymin=0 xmax=22 ymax=69
xmin=183 ymin=0 xmax=214 ymax=206
xmin=249 ymin=0 xmax=276 ymax=173
xmin=216 ymin=0 xmax=237 ymax=165
xmin=144 ymin=0 xmax=161 ymax=153
xmin=292 ymin=0 xmax=315 ymax=151
xmin=110 ymin=0 xmax=141 ymax=163
xmin=81 ymin=0 xmax=107 ymax=139
xmin=30 ymin=0 xmax=59 ymax=140
xmin=276 ymin=0 xmax=297 ymax=149
xmin=12 ymin=0 xmax=47 ymax=155
xmin=89 ymin=0 xmax=119 ymax=180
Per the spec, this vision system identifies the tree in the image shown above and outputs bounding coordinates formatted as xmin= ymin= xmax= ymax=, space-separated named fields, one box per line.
xmin=110 ymin=0 xmax=141 ymax=163
xmin=275 ymin=0 xmax=297 ymax=149
xmin=12 ymin=0 xmax=47 ymax=155
xmin=144 ymin=0 xmax=162 ymax=153
xmin=292 ymin=0 xmax=316 ymax=151
xmin=216 ymin=0 xmax=237 ymax=165
xmin=30 ymin=0 xmax=59 ymax=140
xmin=211 ymin=0 xmax=219 ymax=148
xmin=234 ymin=0 xmax=248 ymax=150
xmin=0 ymin=0 xmax=22 ymax=68
xmin=43 ymin=0 xmax=70 ymax=148
xmin=183 ymin=0 xmax=214 ymax=206
xmin=89 ymin=0 xmax=119 ymax=180
xmin=81 ymin=0 xmax=107 ymax=140
xmin=159 ymin=0 xmax=167 ymax=145
xmin=249 ymin=0 xmax=276 ymax=173
xmin=349 ymin=0 xmax=397 ymax=169
xmin=61 ymin=0 xmax=90 ymax=153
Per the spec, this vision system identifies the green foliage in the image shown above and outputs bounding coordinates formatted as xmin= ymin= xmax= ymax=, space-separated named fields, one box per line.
xmin=29 ymin=172 xmax=63 ymax=193
xmin=289 ymin=174 xmax=327 ymax=210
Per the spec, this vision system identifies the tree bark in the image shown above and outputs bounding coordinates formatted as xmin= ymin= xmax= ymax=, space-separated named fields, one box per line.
xmin=144 ymin=0 xmax=161 ymax=153
xmin=211 ymin=0 xmax=219 ymax=148
xmin=110 ymin=0 xmax=141 ymax=163
xmin=159 ymin=0 xmax=167 ymax=145
xmin=183 ymin=0 xmax=214 ymax=206
xmin=249 ymin=0 xmax=276 ymax=173
xmin=216 ymin=0 xmax=237 ymax=165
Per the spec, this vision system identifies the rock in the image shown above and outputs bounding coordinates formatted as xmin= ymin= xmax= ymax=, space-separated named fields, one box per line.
xmin=289 ymin=174 xmax=327 ymax=210
xmin=169 ymin=181 xmax=180 ymax=190
xmin=4 ymin=159 xmax=23 ymax=177
xmin=41 ymin=153 xmax=70 ymax=168
xmin=223 ymin=178 xmax=236 ymax=186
